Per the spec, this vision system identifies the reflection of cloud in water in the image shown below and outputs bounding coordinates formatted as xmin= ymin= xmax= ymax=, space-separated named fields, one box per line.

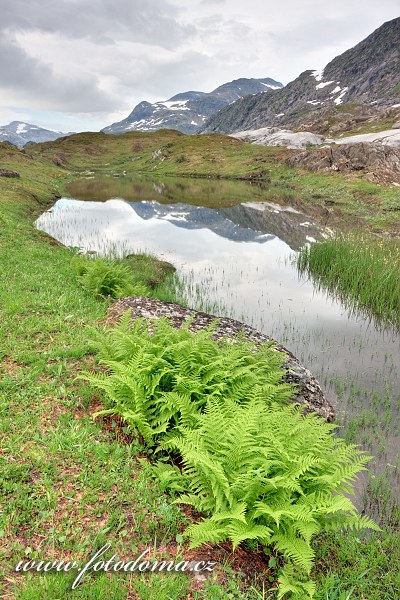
xmin=36 ymin=195 xmax=400 ymax=509
xmin=36 ymin=198 xmax=399 ymax=392
xmin=37 ymin=198 xmax=384 ymax=334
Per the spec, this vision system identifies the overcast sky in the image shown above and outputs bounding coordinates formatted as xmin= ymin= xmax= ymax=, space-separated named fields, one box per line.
xmin=0 ymin=0 xmax=398 ymax=132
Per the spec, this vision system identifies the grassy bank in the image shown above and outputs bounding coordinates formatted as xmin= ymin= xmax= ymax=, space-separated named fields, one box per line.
xmin=1 ymin=138 xmax=400 ymax=598
xmin=297 ymin=235 xmax=400 ymax=330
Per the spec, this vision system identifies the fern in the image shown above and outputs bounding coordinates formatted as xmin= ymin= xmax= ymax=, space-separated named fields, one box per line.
xmin=82 ymin=315 xmax=294 ymax=444
xmin=82 ymin=315 xmax=378 ymax=599
xmin=163 ymin=399 xmax=378 ymax=599
xmin=72 ymin=256 xmax=149 ymax=298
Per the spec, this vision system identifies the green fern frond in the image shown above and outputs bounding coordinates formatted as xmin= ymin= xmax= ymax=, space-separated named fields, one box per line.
xmin=271 ymin=531 xmax=315 ymax=572
xmin=277 ymin=565 xmax=316 ymax=599
xmin=185 ymin=518 xmax=227 ymax=549
xmin=81 ymin=316 xmax=377 ymax=600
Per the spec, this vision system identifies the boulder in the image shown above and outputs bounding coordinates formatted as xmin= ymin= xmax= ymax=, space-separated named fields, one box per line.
xmin=232 ymin=127 xmax=325 ymax=149
xmin=0 ymin=168 xmax=20 ymax=178
xmin=333 ymin=129 xmax=400 ymax=147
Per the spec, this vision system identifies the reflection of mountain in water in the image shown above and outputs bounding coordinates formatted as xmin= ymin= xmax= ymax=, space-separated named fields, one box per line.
xmin=129 ymin=201 xmax=275 ymax=244
xmin=219 ymin=203 xmax=326 ymax=252
xmin=129 ymin=200 xmax=326 ymax=251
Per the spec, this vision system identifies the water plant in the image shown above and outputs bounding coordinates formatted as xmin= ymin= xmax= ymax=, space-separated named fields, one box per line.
xmin=297 ymin=235 xmax=400 ymax=330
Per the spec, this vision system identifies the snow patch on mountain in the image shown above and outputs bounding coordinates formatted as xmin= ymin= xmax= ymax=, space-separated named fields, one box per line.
xmin=316 ymin=80 xmax=334 ymax=89
xmin=311 ymin=69 xmax=324 ymax=82
xmin=0 ymin=121 xmax=74 ymax=147
xmin=333 ymin=87 xmax=348 ymax=105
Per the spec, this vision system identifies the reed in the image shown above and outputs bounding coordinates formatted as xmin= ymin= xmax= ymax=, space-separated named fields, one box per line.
xmin=297 ymin=235 xmax=400 ymax=330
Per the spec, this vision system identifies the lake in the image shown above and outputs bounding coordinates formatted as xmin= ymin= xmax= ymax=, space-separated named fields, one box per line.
xmin=36 ymin=175 xmax=400 ymax=520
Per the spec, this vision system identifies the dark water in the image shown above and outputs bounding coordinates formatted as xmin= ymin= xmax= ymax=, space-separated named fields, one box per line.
xmin=36 ymin=176 xmax=400 ymax=519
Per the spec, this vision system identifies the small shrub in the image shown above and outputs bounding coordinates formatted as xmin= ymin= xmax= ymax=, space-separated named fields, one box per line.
xmin=72 ymin=256 xmax=149 ymax=299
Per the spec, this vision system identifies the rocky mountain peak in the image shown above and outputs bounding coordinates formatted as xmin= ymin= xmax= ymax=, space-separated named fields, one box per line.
xmin=101 ymin=76 xmax=283 ymax=135
xmin=201 ymin=18 xmax=400 ymax=134
xmin=0 ymin=121 xmax=74 ymax=147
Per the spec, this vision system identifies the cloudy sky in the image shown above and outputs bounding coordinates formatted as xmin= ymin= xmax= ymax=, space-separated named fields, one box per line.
xmin=0 ymin=0 xmax=398 ymax=132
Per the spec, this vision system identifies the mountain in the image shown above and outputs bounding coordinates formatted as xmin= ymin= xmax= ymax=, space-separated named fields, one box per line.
xmin=0 ymin=121 xmax=74 ymax=147
xmin=201 ymin=17 xmax=400 ymax=134
xmin=127 ymin=199 xmax=325 ymax=251
xmin=101 ymin=77 xmax=283 ymax=135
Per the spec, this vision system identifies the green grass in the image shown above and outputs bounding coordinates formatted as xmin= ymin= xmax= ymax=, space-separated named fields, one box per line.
xmin=1 ymin=136 xmax=400 ymax=598
xmin=297 ymin=235 xmax=400 ymax=330
xmin=313 ymin=531 xmax=400 ymax=599
xmin=335 ymin=116 xmax=397 ymax=137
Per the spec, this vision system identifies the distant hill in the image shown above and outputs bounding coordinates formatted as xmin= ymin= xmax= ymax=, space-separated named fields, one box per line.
xmin=101 ymin=77 xmax=283 ymax=135
xmin=0 ymin=121 xmax=74 ymax=147
xmin=201 ymin=17 xmax=400 ymax=134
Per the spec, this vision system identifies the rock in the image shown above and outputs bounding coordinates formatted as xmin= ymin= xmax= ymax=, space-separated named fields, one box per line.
xmin=392 ymin=122 xmax=400 ymax=129
xmin=0 ymin=168 xmax=20 ymax=177
xmin=101 ymin=77 xmax=283 ymax=136
xmin=52 ymin=156 xmax=65 ymax=167
xmin=106 ymin=296 xmax=335 ymax=421
xmin=232 ymin=127 xmax=325 ymax=149
xmin=287 ymin=142 xmax=400 ymax=185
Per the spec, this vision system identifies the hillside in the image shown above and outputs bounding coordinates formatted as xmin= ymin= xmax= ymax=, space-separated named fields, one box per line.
xmin=101 ymin=77 xmax=282 ymax=135
xmin=202 ymin=18 xmax=400 ymax=134
xmin=13 ymin=129 xmax=399 ymax=234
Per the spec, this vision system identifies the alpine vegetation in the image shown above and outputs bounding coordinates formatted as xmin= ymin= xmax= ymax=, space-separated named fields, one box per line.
xmin=162 ymin=400 xmax=377 ymax=599
xmin=82 ymin=316 xmax=378 ymax=598
xmin=297 ymin=235 xmax=400 ymax=330
xmin=82 ymin=315 xmax=294 ymax=444
xmin=72 ymin=256 xmax=150 ymax=299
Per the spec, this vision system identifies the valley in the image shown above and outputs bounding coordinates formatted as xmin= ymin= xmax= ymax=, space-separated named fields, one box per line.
xmin=1 ymin=123 xmax=399 ymax=598
xmin=0 ymin=14 xmax=399 ymax=600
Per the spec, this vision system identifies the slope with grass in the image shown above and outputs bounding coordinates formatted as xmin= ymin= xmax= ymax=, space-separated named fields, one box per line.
xmin=1 ymin=132 xmax=400 ymax=599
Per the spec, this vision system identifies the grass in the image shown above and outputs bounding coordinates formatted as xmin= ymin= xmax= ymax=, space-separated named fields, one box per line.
xmin=335 ymin=116 xmax=397 ymax=137
xmin=296 ymin=102 xmax=400 ymax=138
xmin=313 ymin=531 xmax=400 ymax=599
xmin=0 ymin=154 xmax=196 ymax=597
xmin=1 ymin=135 xmax=400 ymax=598
xmin=297 ymin=234 xmax=400 ymax=330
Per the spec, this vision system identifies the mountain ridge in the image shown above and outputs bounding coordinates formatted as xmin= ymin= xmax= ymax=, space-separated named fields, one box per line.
xmin=101 ymin=77 xmax=283 ymax=135
xmin=0 ymin=121 xmax=74 ymax=147
xmin=201 ymin=17 xmax=400 ymax=134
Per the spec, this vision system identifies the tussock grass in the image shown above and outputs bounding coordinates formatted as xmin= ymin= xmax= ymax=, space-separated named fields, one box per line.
xmin=297 ymin=235 xmax=400 ymax=329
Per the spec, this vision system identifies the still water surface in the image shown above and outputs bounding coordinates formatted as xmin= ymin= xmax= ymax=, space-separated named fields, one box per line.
xmin=36 ymin=176 xmax=400 ymax=515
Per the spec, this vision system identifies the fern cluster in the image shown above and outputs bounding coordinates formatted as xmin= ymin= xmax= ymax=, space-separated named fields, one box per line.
xmin=82 ymin=315 xmax=377 ymax=599
xmin=161 ymin=399 xmax=378 ymax=599
xmin=82 ymin=315 xmax=294 ymax=444
xmin=72 ymin=256 xmax=149 ymax=299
